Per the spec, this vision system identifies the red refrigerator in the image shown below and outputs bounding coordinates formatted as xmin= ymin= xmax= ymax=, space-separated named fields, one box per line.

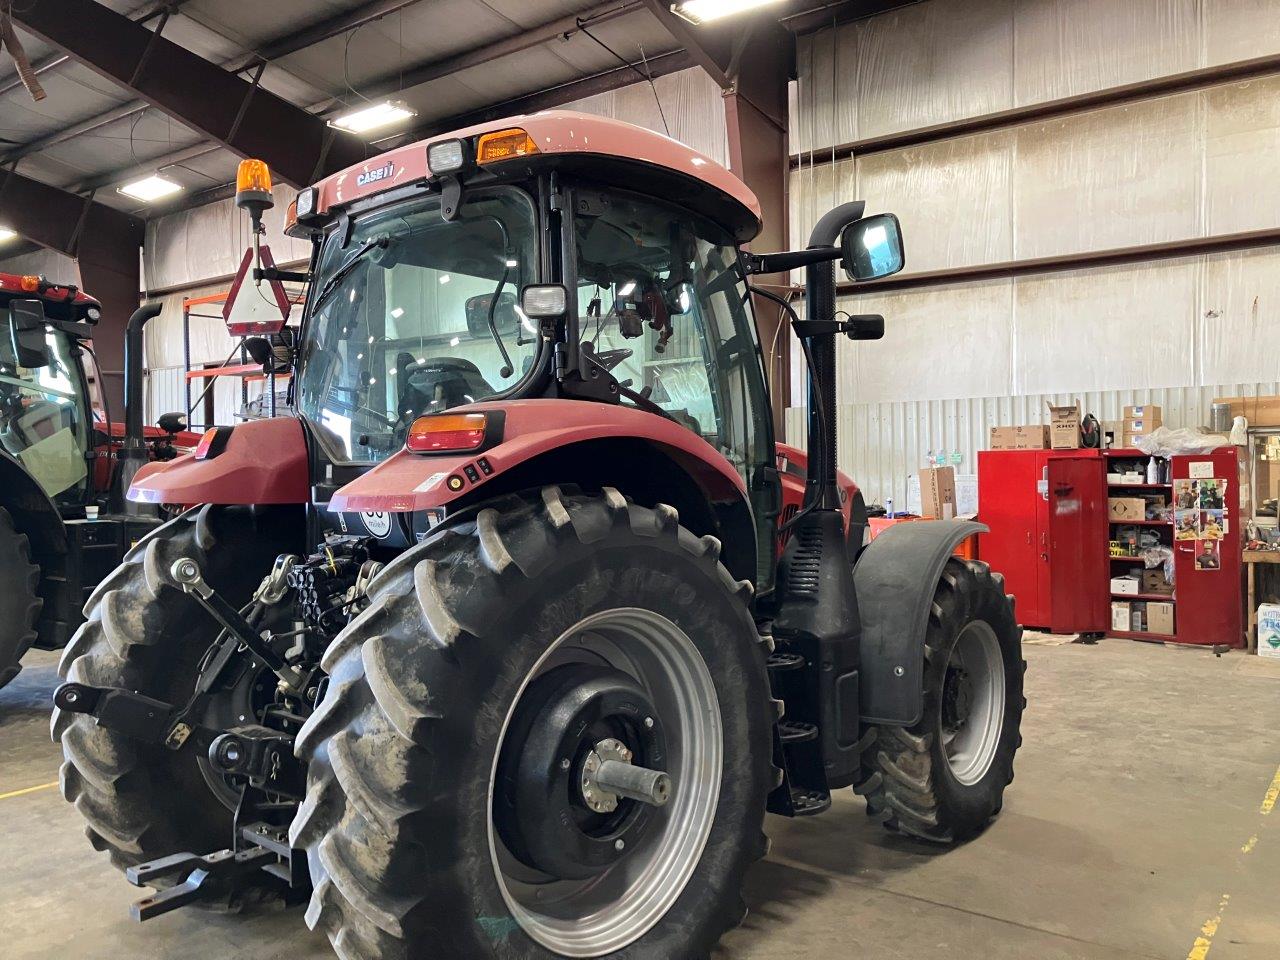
xmin=977 ymin=450 xmax=1109 ymax=634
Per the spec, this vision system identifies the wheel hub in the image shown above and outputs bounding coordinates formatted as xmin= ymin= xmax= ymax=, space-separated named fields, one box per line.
xmin=494 ymin=663 xmax=669 ymax=881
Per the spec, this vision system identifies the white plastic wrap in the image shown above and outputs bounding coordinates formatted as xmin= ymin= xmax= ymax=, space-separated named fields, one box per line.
xmin=1133 ymin=426 xmax=1230 ymax=456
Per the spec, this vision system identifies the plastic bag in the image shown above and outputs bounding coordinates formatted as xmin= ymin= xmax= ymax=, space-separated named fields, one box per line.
xmin=1133 ymin=426 xmax=1228 ymax=457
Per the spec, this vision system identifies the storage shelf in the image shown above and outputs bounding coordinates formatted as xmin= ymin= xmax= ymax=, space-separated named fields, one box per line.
xmin=1111 ymin=593 xmax=1176 ymax=602
xmin=1108 ymin=629 xmax=1175 ymax=641
xmin=185 ymin=363 xmax=291 ymax=382
xmin=1109 ymin=554 xmax=1147 ymax=561
xmin=1107 ymin=482 xmax=1172 ymax=489
xmin=1109 ymin=518 xmax=1171 ymax=526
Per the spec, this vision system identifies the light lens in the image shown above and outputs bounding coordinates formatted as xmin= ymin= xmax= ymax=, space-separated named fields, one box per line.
xmin=329 ymin=101 xmax=417 ymax=134
xmin=476 ymin=128 xmax=539 ymax=164
xmin=118 ymin=174 xmax=183 ymax=202
xmin=428 ymin=139 xmax=467 ymax=173
xmin=194 ymin=428 xmax=219 ymax=460
xmin=295 ymin=187 xmax=316 ymax=217
xmin=670 ymin=0 xmax=784 ymax=23
xmin=406 ymin=413 xmax=488 ymax=453
xmin=0 ymin=226 xmax=16 ymax=243
xmin=235 ymin=158 xmax=273 ymax=196
xmin=20 ymin=275 xmax=40 ymax=292
xmin=521 ymin=284 xmax=567 ymax=318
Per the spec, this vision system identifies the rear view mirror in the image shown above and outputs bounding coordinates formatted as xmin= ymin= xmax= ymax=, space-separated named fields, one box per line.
xmin=840 ymin=213 xmax=905 ymax=282
xmin=9 ymin=299 xmax=52 ymax=369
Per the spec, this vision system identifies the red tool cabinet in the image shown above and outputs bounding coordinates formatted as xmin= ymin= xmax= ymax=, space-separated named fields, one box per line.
xmin=977 ymin=447 xmax=1242 ymax=646
xmin=977 ymin=450 xmax=1109 ymax=634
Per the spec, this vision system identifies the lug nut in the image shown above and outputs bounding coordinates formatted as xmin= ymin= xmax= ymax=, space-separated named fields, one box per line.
xmin=614 ymin=839 xmax=626 ymax=852
xmin=644 ymin=717 xmax=655 ymax=729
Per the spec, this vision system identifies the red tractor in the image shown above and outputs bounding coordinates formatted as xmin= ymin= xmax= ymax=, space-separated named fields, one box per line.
xmin=53 ymin=113 xmax=1024 ymax=960
xmin=0 ymin=274 xmax=196 ymax=689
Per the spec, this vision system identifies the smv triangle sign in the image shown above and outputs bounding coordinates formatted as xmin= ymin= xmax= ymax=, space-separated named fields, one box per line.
xmin=224 ymin=245 xmax=291 ymax=336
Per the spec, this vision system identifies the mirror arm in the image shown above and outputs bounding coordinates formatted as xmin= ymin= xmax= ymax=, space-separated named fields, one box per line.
xmin=253 ymin=267 xmax=310 ymax=283
xmin=792 ymin=314 xmax=884 ymax=341
xmin=741 ymin=246 xmax=840 ymax=276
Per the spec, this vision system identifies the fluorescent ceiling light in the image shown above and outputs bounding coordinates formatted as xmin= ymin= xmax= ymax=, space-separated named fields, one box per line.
xmin=329 ymin=101 xmax=417 ymax=134
xmin=0 ymin=226 xmax=16 ymax=243
xmin=671 ymin=0 xmax=784 ymax=24
xmin=117 ymin=174 xmax=183 ymax=203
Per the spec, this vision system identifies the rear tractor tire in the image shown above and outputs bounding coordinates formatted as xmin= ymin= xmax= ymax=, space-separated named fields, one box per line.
xmin=293 ymin=486 xmax=776 ymax=960
xmin=857 ymin=558 xmax=1025 ymax=843
xmin=52 ymin=504 xmax=302 ymax=900
xmin=0 ymin=505 xmax=42 ymax=691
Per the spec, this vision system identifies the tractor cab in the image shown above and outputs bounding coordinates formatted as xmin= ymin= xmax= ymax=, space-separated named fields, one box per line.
xmin=0 ymin=275 xmax=99 ymax=508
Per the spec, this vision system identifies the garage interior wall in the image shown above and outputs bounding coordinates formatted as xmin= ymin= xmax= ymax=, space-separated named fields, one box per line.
xmin=137 ymin=66 xmax=727 ymax=427
xmin=787 ymin=0 xmax=1280 ymax=509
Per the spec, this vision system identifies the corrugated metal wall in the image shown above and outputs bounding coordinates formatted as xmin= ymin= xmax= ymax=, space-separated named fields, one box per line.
xmin=786 ymin=381 xmax=1279 ymax=508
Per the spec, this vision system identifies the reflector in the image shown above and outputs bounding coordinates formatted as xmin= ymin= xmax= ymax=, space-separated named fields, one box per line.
xmin=476 ymin=128 xmax=539 ymax=164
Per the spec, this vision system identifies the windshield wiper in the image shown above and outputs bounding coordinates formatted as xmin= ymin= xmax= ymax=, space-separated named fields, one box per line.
xmin=310 ymin=235 xmax=390 ymax=315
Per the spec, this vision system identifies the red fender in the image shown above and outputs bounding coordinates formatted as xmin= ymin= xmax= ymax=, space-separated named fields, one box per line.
xmin=128 ymin=417 xmax=310 ymax=505
xmin=329 ymin=399 xmax=746 ymax=514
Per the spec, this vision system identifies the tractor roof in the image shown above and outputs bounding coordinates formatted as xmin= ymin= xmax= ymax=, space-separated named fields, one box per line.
xmin=311 ymin=110 xmax=763 ymax=242
xmin=0 ymin=272 xmax=100 ymax=309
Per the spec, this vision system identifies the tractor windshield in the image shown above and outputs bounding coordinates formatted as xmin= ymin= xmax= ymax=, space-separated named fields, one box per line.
xmin=296 ymin=188 xmax=540 ymax=463
xmin=0 ymin=302 xmax=92 ymax=505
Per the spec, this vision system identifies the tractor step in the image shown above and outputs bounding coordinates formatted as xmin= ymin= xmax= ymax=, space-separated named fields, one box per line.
xmin=767 ymin=651 xmax=805 ymax=672
xmin=778 ymin=720 xmax=818 ymax=744
xmin=789 ymin=788 xmax=832 ymax=816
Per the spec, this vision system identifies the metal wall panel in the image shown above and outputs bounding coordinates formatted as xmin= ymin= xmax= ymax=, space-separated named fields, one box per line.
xmin=785 ymin=381 xmax=1280 ymax=509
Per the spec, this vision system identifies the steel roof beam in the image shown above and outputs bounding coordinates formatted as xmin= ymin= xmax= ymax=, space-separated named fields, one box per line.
xmin=9 ymin=0 xmax=369 ymax=187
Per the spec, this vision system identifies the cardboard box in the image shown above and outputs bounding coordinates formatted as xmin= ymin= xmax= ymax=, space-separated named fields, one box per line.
xmin=1124 ymin=405 xmax=1163 ymax=420
xmin=1111 ymin=601 xmax=1131 ymax=631
xmin=1259 ymin=603 xmax=1280 ymax=659
xmin=1125 ymin=418 xmax=1162 ymax=434
xmin=1130 ymin=604 xmax=1146 ymax=633
xmin=919 ymin=466 xmax=957 ymax=520
xmin=1046 ymin=400 xmax=1081 ymax=450
xmin=1108 ymin=497 xmax=1146 ymax=522
xmin=1141 ymin=568 xmax=1175 ymax=595
xmin=1215 ymin=395 xmax=1280 ymax=428
xmin=1146 ymin=601 xmax=1175 ymax=636
xmin=989 ymin=425 xmax=1050 ymax=450
xmin=1110 ymin=576 xmax=1140 ymax=596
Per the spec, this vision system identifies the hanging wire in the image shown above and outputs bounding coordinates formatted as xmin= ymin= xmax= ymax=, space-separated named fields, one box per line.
xmin=576 ymin=21 xmax=671 ymax=137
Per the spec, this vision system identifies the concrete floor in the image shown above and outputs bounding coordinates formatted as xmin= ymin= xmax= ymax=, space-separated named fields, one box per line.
xmin=2 ymin=639 xmax=1278 ymax=960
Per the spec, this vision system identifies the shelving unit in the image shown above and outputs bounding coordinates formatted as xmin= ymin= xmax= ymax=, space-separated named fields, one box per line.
xmin=1105 ymin=450 xmax=1175 ymax=638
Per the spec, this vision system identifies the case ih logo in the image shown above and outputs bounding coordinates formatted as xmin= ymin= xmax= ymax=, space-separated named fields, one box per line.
xmin=356 ymin=163 xmax=395 ymax=187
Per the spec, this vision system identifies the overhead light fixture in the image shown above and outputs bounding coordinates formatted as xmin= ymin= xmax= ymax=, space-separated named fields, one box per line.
xmin=0 ymin=226 xmax=16 ymax=243
xmin=329 ymin=100 xmax=417 ymax=134
xmin=670 ymin=0 xmax=784 ymax=24
xmin=117 ymin=174 xmax=183 ymax=203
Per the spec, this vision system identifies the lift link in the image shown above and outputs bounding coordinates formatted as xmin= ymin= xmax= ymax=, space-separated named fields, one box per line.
xmin=169 ymin=557 xmax=305 ymax=692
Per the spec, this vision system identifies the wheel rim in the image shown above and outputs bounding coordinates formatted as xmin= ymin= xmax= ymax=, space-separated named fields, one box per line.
xmin=940 ymin=620 xmax=1005 ymax=786
xmin=488 ymin=608 xmax=722 ymax=957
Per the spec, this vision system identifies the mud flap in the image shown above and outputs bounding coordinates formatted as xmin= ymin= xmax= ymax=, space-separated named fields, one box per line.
xmin=853 ymin=519 xmax=987 ymax=726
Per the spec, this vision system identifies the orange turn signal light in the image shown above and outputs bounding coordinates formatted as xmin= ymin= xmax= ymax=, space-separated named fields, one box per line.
xmin=476 ymin=128 xmax=539 ymax=165
xmin=406 ymin=413 xmax=488 ymax=453
xmin=20 ymin=275 xmax=40 ymax=292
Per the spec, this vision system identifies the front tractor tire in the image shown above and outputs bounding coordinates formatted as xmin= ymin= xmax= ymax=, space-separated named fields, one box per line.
xmin=857 ymin=558 xmax=1025 ymax=843
xmin=52 ymin=505 xmax=302 ymax=893
xmin=292 ymin=487 xmax=775 ymax=960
